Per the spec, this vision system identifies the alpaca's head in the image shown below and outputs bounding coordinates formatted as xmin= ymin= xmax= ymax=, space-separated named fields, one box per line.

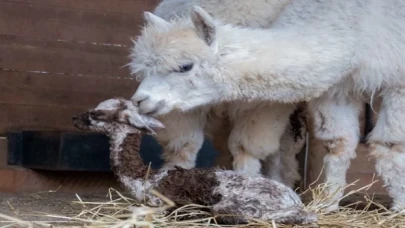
xmin=72 ymin=98 xmax=165 ymax=135
xmin=130 ymin=6 xmax=225 ymax=116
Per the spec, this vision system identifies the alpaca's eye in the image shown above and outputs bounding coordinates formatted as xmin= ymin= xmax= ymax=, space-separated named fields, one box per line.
xmin=176 ymin=63 xmax=193 ymax=73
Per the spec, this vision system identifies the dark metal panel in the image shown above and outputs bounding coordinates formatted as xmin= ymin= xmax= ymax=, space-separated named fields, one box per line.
xmin=7 ymin=131 xmax=220 ymax=171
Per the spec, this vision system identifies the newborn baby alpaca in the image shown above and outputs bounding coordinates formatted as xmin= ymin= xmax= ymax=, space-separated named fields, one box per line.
xmin=72 ymin=98 xmax=316 ymax=224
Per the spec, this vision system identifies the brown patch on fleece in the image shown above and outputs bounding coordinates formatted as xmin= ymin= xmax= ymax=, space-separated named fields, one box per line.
xmin=155 ymin=166 xmax=222 ymax=206
xmin=111 ymin=133 xmax=157 ymax=179
xmin=289 ymin=102 xmax=308 ymax=142
xmin=323 ymin=138 xmax=347 ymax=155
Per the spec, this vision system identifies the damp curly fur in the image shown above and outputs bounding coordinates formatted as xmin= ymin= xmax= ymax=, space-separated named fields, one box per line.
xmin=72 ymin=98 xmax=317 ymax=225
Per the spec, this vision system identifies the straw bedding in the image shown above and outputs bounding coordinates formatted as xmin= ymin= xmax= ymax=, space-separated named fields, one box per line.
xmin=1 ymin=178 xmax=404 ymax=228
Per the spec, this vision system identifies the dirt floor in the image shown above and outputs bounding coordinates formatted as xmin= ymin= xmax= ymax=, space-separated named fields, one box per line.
xmin=0 ymin=192 xmax=113 ymax=225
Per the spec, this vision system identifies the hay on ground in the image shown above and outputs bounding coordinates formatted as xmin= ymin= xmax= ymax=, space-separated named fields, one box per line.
xmin=1 ymin=178 xmax=405 ymax=228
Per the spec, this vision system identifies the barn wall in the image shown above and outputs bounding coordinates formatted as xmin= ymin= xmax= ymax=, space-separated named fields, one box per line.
xmin=0 ymin=0 xmax=161 ymax=193
xmin=0 ymin=0 xmax=163 ymax=134
xmin=0 ymin=0 xmax=387 ymax=197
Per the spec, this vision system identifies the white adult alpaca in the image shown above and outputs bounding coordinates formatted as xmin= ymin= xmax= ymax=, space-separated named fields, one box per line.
xmin=153 ymin=0 xmax=291 ymax=28
xmin=130 ymin=2 xmax=405 ymax=212
xmin=139 ymin=0 xmax=305 ymax=188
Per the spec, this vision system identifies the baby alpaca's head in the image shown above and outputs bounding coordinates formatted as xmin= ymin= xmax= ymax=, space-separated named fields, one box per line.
xmin=72 ymin=98 xmax=165 ymax=135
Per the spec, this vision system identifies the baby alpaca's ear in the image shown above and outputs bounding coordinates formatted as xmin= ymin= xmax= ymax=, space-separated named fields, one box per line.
xmin=191 ymin=6 xmax=217 ymax=47
xmin=126 ymin=114 xmax=165 ymax=135
xmin=140 ymin=116 xmax=165 ymax=130
xmin=143 ymin=12 xmax=170 ymax=28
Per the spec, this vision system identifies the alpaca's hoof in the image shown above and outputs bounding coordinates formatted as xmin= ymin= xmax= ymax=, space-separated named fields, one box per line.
xmin=390 ymin=202 xmax=405 ymax=212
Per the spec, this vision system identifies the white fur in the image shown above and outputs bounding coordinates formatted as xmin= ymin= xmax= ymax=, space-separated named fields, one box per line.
xmin=309 ymin=95 xmax=362 ymax=211
xmin=131 ymin=1 xmax=405 ymax=211
xmin=154 ymin=0 xmax=291 ymax=29
xmin=135 ymin=0 xmax=304 ymax=187
xmin=213 ymin=170 xmax=316 ymax=223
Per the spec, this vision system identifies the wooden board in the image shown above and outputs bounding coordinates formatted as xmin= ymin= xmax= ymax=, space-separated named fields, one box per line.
xmin=0 ymin=35 xmax=131 ymax=77
xmin=0 ymin=168 xmax=120 ymax=193
xmin=0 ymin=70 xmax=138 ymax=135
xmin=0 ymin=104 xmax=86 ymax=134
xmin=0 ymin=0 xmax=160 ymax=44
xmin=0 ymin=0 xmax=158 ymax=137
xmin=0 ymin=70 xmax=138 ymax=94
xmin=0 ymin=71 xmax=138 ymax=108
xmin=0 ymin=0 xmax=164 ymax=192
xmin=1 ymin=0 xmax=161 ymax=14
xmin=0 ymin=86 xmax=128 ymax=108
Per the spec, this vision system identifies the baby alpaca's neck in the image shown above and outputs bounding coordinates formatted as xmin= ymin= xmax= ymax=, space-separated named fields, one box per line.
xmin=109 ymin=131 xmax=157 ymax=180
xmin=215 ymin=25 xmax=353 ymax=103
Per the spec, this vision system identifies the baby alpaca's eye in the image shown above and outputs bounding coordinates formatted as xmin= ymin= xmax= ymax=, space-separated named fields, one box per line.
xmin=175 ymin=63 xmax=193 ymax=73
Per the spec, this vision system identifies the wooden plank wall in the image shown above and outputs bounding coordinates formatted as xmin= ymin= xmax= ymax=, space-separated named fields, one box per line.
xmin=0 ymin=0 xmax=387 ymax=196
xmin=0 ymin=0 xmax=161 ymax=193
xmin=0 ymin=0 xmax=160 ymax=135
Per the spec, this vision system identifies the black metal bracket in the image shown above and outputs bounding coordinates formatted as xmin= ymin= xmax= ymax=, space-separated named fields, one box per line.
xmin=360 ymin=103 xmax=374 ymax=143
xmin=7 ymin=131 xmax=112 ymax=171
xmin=7 ymin=131 xmax=220 ymax=171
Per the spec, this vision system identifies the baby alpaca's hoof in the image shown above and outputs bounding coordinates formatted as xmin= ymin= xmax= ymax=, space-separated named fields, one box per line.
xmin=276 ymin=209 xmax=318 ymax=224
xmin=302 ymin=211 xmax=318 ymax=224
xmin=319 ymin=202 xmax=339 ymax=213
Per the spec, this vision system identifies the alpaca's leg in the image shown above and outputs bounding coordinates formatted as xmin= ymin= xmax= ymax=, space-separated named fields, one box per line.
xmin=228 ymin=103 xmax=293 ymax=176
xmin=309 ymin=96 xmax=361 ymax=212
xmin=264 ymin=104 xmax=307 ymax=188
xmin=268 ymin=127 xmax=306 ymax=188
xmin=211 ymin=118 xmax=234 ymax=170
xmin=368 ymin=88 xmax=405 ymax=211
xmin=279 ymin=133 xmax=306 ymax=189
xmin=156 ymin=111 xmax=206 ymax=170
xmin=263 ymin=152 xmax=284 ymax=183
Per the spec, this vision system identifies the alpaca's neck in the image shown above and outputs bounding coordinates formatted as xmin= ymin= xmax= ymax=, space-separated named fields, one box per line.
xmin=108 ymin=131 xmax=157 ymax=180
xmin=215 ymin=25 xmax=355 ymax=103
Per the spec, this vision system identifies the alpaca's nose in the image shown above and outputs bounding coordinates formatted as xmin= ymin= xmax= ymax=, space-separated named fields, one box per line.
xmin=132 ymin=94 xmax=150 ymax=107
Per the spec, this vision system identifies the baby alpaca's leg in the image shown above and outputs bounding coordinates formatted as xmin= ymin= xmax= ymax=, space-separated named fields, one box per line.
xmin=368 ymin=88 xmax=405 ymax=211
xmin=156 ymin=111 xmax=206 ymax=170
xmin=309 ymin=95 xmax=361 ymax=212
xmin=228 ymin=103 xmax=293 ymax=176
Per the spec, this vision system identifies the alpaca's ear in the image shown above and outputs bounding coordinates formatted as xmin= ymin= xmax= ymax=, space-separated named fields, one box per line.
xmin=191 ymin=6 xmax=216 ymax=46
xmin=143 ymin=12 xmax=170 ymax=28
